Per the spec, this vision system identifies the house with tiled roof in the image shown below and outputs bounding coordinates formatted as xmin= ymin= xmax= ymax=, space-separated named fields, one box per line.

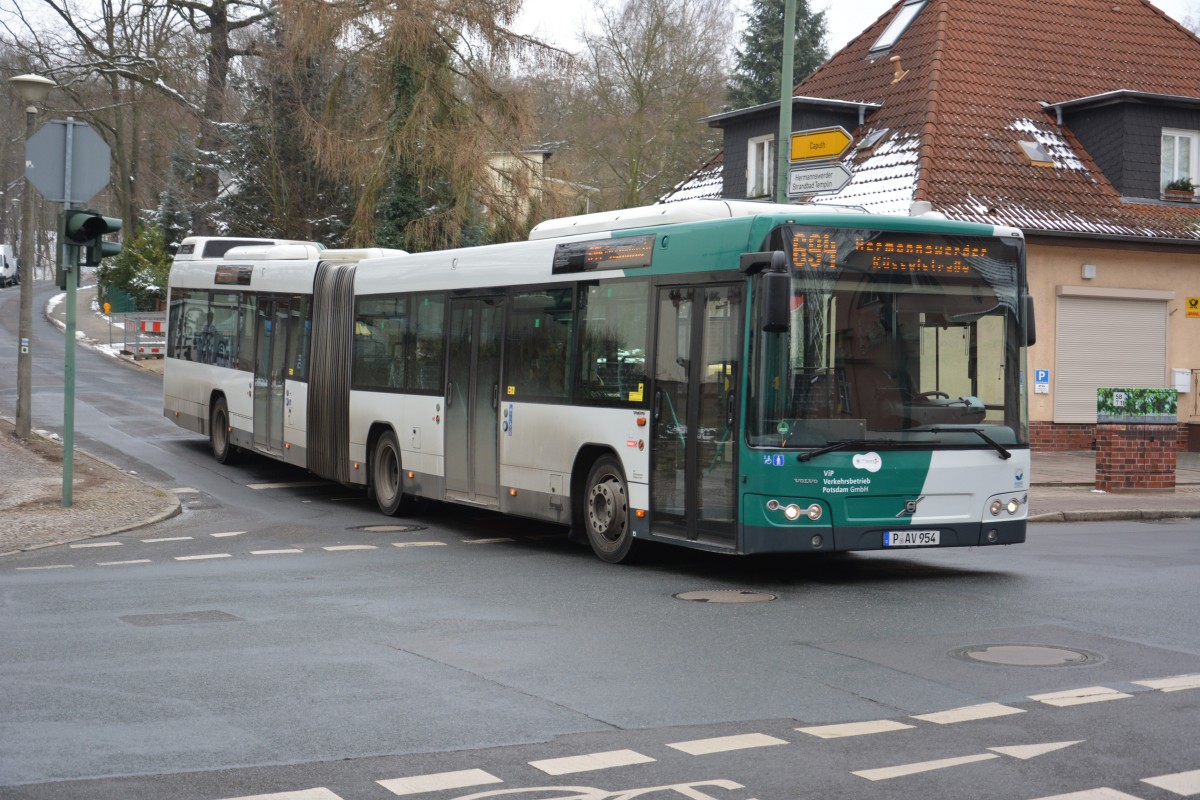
xmin=699 ymin=0 xmax=1200 ymax=451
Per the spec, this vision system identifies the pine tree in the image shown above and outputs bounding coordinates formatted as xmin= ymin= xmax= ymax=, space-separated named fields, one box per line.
xmin=727 ymin=0 xmax=828 ymax=109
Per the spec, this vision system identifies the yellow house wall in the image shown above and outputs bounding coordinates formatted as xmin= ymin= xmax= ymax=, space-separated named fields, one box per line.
xmin=1027 ymin=241 xmax=1200 ymax=426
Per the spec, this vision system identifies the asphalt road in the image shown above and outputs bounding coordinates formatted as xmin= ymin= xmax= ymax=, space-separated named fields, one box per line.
xmin=2 ymin=280 xmax=1199 ymax=800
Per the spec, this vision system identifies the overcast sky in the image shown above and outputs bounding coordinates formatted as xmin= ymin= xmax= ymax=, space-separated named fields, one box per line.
xmin=515 ymin=0 xmax=1198 ymax=58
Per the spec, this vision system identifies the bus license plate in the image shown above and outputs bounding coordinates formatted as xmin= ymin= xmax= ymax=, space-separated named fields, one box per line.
xmin=883 ymin=530 xmax=940 ymax=547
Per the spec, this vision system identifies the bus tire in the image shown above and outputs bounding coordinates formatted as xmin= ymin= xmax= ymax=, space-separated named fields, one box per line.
xmin=582 ymin=455 xmax=639 ymax=564
xmin=210 ymin=397 xmax=238 ymax=464
xmin=372 ymin=429 xmax=407 ymax=516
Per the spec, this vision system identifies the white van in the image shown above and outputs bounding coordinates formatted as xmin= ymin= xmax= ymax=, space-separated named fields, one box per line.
xmin=0 ymin=246 xmax=16 ymax=288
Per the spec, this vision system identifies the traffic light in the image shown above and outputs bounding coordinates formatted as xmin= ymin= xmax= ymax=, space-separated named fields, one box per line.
xmin=57 ymin=209 xmax=123 ymax=288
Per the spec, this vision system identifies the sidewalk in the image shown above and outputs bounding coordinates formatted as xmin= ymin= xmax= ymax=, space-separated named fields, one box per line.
xmin=2 ymin=284 xmax=1197 ymax=556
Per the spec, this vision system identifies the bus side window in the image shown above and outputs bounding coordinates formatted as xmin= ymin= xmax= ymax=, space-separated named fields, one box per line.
xmin=577 ymin=279 xmax=648 ymax=406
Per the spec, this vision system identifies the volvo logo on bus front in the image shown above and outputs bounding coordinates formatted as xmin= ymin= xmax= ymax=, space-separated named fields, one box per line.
xmin=896 ymin=496 xmax=925 ymax=517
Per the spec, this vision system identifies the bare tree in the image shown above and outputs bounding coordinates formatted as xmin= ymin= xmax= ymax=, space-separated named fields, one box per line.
xmin=563 ymin=0 xmax=733 ymax=209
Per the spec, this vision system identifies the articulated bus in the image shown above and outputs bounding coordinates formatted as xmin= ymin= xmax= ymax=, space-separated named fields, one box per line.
xmin=165 ymin=199 xmax=1033 ymax=563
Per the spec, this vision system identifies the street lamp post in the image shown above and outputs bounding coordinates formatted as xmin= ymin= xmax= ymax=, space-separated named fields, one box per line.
xmin=9 ymin=74 xmax=56 ymax=441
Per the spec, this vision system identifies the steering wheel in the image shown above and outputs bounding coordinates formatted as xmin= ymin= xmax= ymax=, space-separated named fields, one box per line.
xmin=917 ymin=390 xmax=950 ymax=400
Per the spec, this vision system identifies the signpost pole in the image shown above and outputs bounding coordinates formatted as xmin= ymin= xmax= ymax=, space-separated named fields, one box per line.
xmin=62 ymin=119 xmax=77 ymax=507
xmin=775 ymin=0 xmax=797 ymax=204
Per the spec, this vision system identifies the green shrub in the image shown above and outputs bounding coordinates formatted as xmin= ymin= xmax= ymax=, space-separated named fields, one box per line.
xmin=96 ymin=227 xmax=172 ymax=311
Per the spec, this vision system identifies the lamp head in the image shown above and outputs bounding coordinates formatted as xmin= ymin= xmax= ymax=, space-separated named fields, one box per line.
xmin=9 ymin=74 xmax=56 ymax=108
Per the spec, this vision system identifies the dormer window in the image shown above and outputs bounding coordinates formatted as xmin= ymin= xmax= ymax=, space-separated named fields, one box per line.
xmin=747 ymin=134 xmax=775 ymax=199
xmin=1161 ymin=128 xmax=1197 ymax=191
xmin=869 ymin=0 xmax=928 ymax=56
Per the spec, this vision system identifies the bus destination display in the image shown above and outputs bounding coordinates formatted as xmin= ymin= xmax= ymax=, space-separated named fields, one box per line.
xmin=791 ymin=231 xmax=987 ymax=275
xmin=553 ymin=234 xmax=655 ymax=274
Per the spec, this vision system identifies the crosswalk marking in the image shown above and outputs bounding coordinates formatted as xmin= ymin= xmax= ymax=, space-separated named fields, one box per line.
xmin=174 ymin=553 xmax=232 ymax=561
xmin=1029 ymin=789 xmax=1143 ymax=799
xmin=15 ymin=564 xmax=73 ymax=570
xmin=378 ymin=768 xmax=502 ymax=796
xmin=462 ymin=538 xmax=515 ymax=544
xmin=913 ymin=702 xmax=1026 ymax=724
xmin=322 ymin=545 xmax=377 ymax=551
xmin=796 ymin=719 xmax=914 ymax=738
xmin=69 ymin=541 xmax=122 ymax=548
xmin=220 ymin=789 xmax=345 ymax=800
xmin=529 ymin=749 xmax=656 ymax=775
xmin=1029 ymin=687 xmax=1132 ymax=707
xmin=853 ymin=752 xmax=998 ymax=781
xmin=989 ymin=741 xmax=1082 ymax=760
xmin=212 ymin=531 xmax=248 ymax=538
xmin=666 ymin=733 xmax=789 ymax=755
xmin=251 ymin=549 xmax=304 ymax=555
xmin=393 ymin=542 xmax=448 ymax=548
xmin=142 ymin=536 xmax=193 ymax=542
xmin=1135 ymin=674 xmax=1200 ymax=693
xmin=1143 ymin=768 xmax=1200 ymax=796
xmin=97 ymin=559 xmax=152 ymax=566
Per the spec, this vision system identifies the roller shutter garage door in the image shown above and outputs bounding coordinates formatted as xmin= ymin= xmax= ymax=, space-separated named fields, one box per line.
xmin=1054 ymin=294 xmax=1168 ymax=423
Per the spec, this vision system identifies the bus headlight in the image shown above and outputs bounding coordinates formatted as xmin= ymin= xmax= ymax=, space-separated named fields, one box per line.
xmin=1006 ymin=498 xmax=1021 ymax=515
xmin=990 ymin=500 xmax=1003 ymax=516
xmin=784 ymin=504 xmax=802 ymax=521
xmin=807 ymin=503 xmax=823 ymax=521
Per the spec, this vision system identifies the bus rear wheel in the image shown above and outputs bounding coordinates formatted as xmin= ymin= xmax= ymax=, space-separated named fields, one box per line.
xmin=210 ymin=397 xmax=238 ymax=464
xmin=371 ymin=429 xmax=407 ymax=516
xmin=582 ymin=455 xmax=639 ymax=564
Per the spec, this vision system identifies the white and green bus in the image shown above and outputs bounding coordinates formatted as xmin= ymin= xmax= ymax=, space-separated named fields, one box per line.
xmin=165 ymin=199 xmax=1033 ymax=562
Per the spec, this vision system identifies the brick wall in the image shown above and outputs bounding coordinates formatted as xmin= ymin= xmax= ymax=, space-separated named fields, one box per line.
xmin=1031 ymin=421 xmax=1191 ymax=453
xmin=1094 ymin=424 xmax=1178 ymax=492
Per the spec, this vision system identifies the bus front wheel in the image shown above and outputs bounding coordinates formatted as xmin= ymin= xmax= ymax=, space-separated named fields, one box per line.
xmin=210 ymin=397 xmax=238 ymax=464
xmin=582 ymin=455 xmax=639 ymax=564
xmin=371 ymin=430 xmax=407 ymax=516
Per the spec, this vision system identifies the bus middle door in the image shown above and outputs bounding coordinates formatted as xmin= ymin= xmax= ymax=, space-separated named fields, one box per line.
xmin=650 ymin=283 xmax=743 ymax=549
xmin=444 ymin=296 xmax=503 ymax=507
xmin=253 ymin=296 xmax=289 ymax=455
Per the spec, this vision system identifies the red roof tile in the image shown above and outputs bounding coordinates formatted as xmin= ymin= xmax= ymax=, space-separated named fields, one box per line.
xmin=797 ymin=0 xmax=1200 ymax=238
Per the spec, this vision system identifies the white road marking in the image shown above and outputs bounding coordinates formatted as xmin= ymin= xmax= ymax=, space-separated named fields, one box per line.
xmin=69 ymin=541 xmax=122 ymax=548
xmin=247 ymin=481 xmax=328 ymax=490
xmin=529 ymin=749 xmax=656 ymax=775
xmin=174 ymin=553 xmax=232 ymax=561
xmin=219 ymin=789 xmax=346 ymax=800
xmin=1029 ymin=789 xmax=1143 ymax=799
xmin=1143 ymin=768 xmax=1200 ymax=796
xmin=322 ymin=545 xmax=377 ymax=551
xmin=666 ymin=733 xmax=789 ymax=755
xmin=462 ymin=538 xmax=515 ymax=544
xmin=913 ymin=702 xmax=1026 ymax=724
xmin=251 ymin=549 xmax=304 ymax=555
xmin=1135 ymin=674 xmax=1200 ymax=693
xmin=97 ymin=559 xmax=152 ymax=566
xmin=15 ymin=564 xmax=74 ymax=570
xmin=142 ymin=536 xmax=194 ymax=542
xmin=211 ymin=531 xmax=248 ymax=538
xmin=1029 ymin=686 xmax=1132 ymax=707
xmin=797 ymin=719 xmax=914 ymax=738
xmin=392 ymin=542 xmax=448 ymax=548
xmin=989 ymin=741 xmax=1082 ymax=760
xmin=378 ymin=768 xmax=503 ymax=796
xmin=169 ymin=487 xmax=199 ymax=494
xmin=853 ymin=752 xmax=998 ymax=781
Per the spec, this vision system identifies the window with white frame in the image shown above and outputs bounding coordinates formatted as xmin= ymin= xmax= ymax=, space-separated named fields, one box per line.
xmin=747 ymin=134 xmax=774 ymax=199
xmin=1161 ymin=128 xmax=1198 ymax=192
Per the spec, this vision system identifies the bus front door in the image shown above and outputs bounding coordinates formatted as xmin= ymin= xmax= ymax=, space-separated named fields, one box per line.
xmin=445 ymin=297 xmax=503 ymax=506
xmin=650 ymin=284 xmax=742 ymax=548
xmin=253 ymin=297 xmax=289 ymax=455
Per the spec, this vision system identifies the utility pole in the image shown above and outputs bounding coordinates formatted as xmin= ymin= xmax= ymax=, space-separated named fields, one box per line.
xmin=775 ymin=0 xmax=797 ymax=203
xmin=9 ymin=74 xmax=56 ymax=441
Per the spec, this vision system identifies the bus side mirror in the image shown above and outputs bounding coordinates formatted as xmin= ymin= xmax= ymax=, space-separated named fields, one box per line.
xmin=1025 ymin=294 xmax=1037 ymax=347
xmin=760 ymin=270 xmax=790 ymax=333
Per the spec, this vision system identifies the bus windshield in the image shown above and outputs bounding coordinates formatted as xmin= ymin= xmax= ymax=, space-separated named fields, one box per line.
xmin=748 ymin=225 xmax=1029 ymax=450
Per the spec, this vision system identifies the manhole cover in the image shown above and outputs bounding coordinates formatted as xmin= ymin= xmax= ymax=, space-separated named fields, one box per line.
xmin=352 ymin=524 xmax=427 ymax=533
xmin=952 ymin=644 xmax=1104 ymax=667
xmin=673 ymin=590 xmax=777 ymax=604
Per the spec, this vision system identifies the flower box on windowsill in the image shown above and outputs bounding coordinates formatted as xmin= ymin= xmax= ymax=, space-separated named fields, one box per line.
xmin=1164 ymin=188 xmax=1196 ymax=202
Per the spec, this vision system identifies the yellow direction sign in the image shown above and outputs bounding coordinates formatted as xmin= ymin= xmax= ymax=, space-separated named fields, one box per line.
xmin=790 ymin=127 xmax=853 ymax=162
xmin=1187 ymin=296 xmax=1200 ymax=318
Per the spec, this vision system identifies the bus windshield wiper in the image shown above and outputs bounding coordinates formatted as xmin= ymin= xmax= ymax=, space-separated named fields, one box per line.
xmin=928 ymin=427 xmax=1012 ymax=460
xmin=798 ymin=439 xmax=906 ymax=462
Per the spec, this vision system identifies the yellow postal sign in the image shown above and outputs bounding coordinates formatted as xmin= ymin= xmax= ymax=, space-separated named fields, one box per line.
xmin=790 ymin=127 xmax=853 ymax=162
xmin=1187 ymin=296 xmax=1200 ymax=318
